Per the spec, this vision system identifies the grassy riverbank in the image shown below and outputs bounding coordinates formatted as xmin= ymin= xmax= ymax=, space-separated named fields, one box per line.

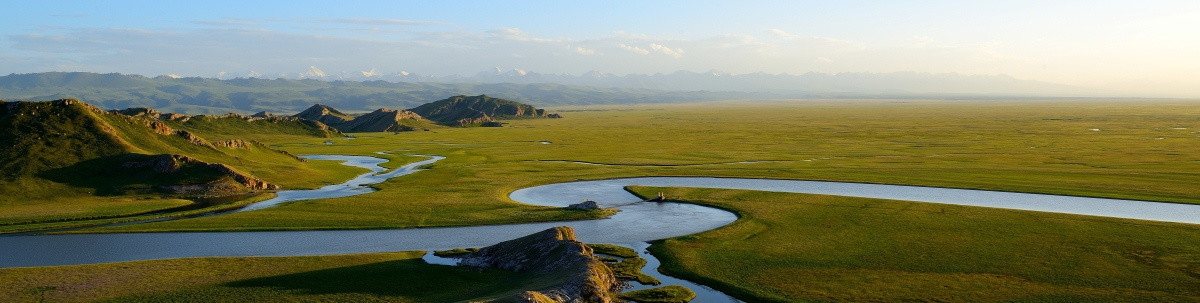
xmin=627 ymin=186 xmax=1200 ymax=302
xmin=0 ymin=157 xmax=365 ymax=234
xmin=0 ymin=252 xmax=563 ymax=302
xmin=82 ymin=100 xmax=1200 ymax=232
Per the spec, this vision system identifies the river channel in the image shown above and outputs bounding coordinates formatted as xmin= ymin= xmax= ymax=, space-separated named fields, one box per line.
xmin=6 ymin=155 xmax=1200 ymax=302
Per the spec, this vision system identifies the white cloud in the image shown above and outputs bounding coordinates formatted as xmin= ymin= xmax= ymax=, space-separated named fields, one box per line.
xmin=5 ymin=23 xmax=1196 ymax=97
xmin=617 ymin=43 xmax=649 ymax=55
xmin=361 ymin=68 xmax=379 ymax=77
xmin=767 ymin=29 xmax=801 ymax=39
xmin=649 ymin=43 xmax=683 ymax=58
xmin=329 ymin=18 xmax=440 ymax=26
xmin=488 ymin=27 xmax=550 ymax=42
xmin=573 ymin=46 xmax=596 ymax=55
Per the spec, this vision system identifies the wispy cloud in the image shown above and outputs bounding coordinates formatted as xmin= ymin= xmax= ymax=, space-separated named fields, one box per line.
xmin=573 ymin=46 xmax=596 ymax=55
xmin=617 ymin=43 xmax=649 ymax=55
xmin=649 ymin=43 xmax=683 ymax=58
xmin=767 ymin=29 xmax=800 ymax=39
xmin=325 ymin=18 xmax=444 ymax=26
xmin=192 ymin=19 xmax=257 ymax=27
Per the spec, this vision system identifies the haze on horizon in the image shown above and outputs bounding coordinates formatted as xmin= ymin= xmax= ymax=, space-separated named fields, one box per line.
xmin=2 ymin=0 xmax=1198 ymax=98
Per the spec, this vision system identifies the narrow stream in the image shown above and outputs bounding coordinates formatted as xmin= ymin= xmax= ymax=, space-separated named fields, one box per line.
xmin=237 ymin=155 xmax=444 ymax=212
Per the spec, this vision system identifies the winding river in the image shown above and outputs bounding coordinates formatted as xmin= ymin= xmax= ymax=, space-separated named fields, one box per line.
xmin=6 ymin=154 xmax=1200 ymax=302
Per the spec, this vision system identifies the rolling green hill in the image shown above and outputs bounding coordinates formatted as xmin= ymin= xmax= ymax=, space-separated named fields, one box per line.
xmin=0 ymin=99 xmax=362 ymax=230
xmin=292 ymin=104 xmax=439 ymax=132
xmin=335 ymin=108 xmax=439 ymax=132
xmin=408 ymin=94 xmax=561 ymax=126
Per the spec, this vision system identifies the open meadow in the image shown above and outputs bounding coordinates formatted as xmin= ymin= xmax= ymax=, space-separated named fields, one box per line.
xmin=86 ymin=99 xmax=1200 ymax=232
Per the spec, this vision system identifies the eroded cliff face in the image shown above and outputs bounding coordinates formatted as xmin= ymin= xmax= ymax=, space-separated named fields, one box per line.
xmin=459 ymin=227 xmax=620 ymax=303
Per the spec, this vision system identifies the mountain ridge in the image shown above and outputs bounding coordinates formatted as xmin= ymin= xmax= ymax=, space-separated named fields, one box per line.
xmin=0 ymin=71 xmax=1113 ymax=115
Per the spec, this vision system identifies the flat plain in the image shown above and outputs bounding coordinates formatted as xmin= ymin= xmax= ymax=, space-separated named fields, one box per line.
xmin=85 ymin=99 xmax=1200 ymax=232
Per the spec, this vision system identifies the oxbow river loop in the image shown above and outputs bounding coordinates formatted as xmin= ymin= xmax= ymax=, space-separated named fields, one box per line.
xmin=7 ymin=155 xmax=1200 ymax=302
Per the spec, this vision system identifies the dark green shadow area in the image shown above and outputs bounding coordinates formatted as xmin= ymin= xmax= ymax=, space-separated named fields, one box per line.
xmin=110 ymin=258 xmax=561 ymax=302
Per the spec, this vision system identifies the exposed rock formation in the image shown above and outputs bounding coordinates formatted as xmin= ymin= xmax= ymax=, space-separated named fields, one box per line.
xmin=460 ymin=226 xmax=619 ymax=303
xmin=213 ymin=139 xmax=252 ymax=150
xmin=568 ymin=201 xmax=600 ymax=210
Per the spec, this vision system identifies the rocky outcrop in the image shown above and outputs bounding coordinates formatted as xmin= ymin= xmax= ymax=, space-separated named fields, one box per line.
xmin=567 ymin=201 xmax=600 ymax=210
xmin=213 ymin=139 xmax=252 ymax=150
xmin=460 ymin=226 xmax=619 ymax=303
xmin=137 ymin=118 xmax=214 ymax=148
xmin=112 ymin=107 xmax=160 ymax=117
xmin=211 ymin=163 xmax=279 ymax=190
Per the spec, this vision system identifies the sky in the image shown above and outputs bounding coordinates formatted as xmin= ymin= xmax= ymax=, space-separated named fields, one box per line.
xmin=2 ymin=0 xmax=1198 ymax=97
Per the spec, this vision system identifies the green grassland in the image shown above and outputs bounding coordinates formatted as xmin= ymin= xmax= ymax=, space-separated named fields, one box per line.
xmin=628 ymin=186 xmax=1200 ymax=302
xmin=158 ymin=114 xmax=339 ymax=142
xmin=618 ymin=285 xmax=697 ymax=303
xmin=0 ymin=251 xmax=569 ymax=303
xmin=0 ymin=100 xmax=365 ymax=232
xmin=8 ymin=99 xmax=1200 ymax=302
xmin=90 ymin=99 xmax=1200 ymax=233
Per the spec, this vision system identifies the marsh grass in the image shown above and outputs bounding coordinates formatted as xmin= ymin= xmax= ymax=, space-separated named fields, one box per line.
xmin=618 ymin=285 xmax=697 ymax=303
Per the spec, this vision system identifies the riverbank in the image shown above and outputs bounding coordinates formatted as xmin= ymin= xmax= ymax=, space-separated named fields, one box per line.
xmin=628 ymin=186 xmax=1200 ymax=302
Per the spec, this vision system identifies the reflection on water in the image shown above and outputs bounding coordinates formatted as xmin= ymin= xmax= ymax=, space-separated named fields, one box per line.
xmin=6 ymin=163 xmax=1200 ymax=302
xmin=237 ymin=155 xmax=443 ymax=212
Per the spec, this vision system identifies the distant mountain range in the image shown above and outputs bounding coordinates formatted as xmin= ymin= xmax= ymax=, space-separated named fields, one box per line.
xmin=0 ymin=71 xmax=1102 ymax=115
xmin=293 ymin=95 xmax=559 ymax=132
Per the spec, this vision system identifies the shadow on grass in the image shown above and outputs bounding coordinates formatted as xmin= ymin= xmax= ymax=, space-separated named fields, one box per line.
xmin=39 ymin=153 xmax=227 ymax=196
xmin=224 ymin=258 xmax=541 ymax=302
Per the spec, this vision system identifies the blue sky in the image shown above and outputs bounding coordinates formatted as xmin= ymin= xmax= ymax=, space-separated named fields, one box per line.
xmin=3 ymin=0 xmax=1198 ymax=96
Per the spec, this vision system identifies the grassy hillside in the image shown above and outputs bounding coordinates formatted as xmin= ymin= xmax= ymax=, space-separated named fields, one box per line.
xmin=0 ymin=100 xmax=130 ymax=177
xmin=628 ymin=186 xmax=1200 ymax=302
xmin=409 ymin=94 xmax=558 ymax=126
xmin=160 ymin=114 xmax=340 ymax=141
xmin=0 ymin=99 xmax=364 ymax=232
xmin=335 ymin=108 xmax=440 ymax=132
